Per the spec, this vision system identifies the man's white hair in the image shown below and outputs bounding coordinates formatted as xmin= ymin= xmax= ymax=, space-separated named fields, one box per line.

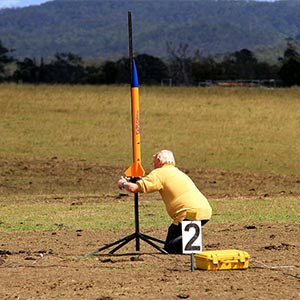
xmin=154 ymin=150 xmax=176 ymax=165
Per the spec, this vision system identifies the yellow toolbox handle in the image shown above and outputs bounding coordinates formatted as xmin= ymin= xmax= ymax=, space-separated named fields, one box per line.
xmin=238 ymin=252 xmax=245 ymax=262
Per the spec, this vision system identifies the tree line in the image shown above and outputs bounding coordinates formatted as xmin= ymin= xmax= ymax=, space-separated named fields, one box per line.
xmin=0 ymin=39 xmax=300 ymax=87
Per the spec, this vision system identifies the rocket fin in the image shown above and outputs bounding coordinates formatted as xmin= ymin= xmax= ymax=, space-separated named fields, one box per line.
xmin=125 ymin=162 xmax=145 ymax=178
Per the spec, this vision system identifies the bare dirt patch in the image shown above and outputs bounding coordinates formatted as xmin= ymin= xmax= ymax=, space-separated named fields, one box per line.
xmin=1 ymin=157 xmax=299 ymax=198
xmin=0 ymin=158 xmax=299 ymax=300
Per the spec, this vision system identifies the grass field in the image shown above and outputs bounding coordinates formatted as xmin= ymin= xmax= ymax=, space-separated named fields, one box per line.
xmin=0 ymin=194 xmax=298 ymax=232
xmin=0 ymin=84 xmax=299 ymax=173
xmin=0 ymin=84 xmax=299 ymax=232
xmin=1 ymin=84 xmax=299 ymax=300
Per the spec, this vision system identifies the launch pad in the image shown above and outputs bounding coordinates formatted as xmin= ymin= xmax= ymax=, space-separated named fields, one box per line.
xmin=85 ymin=12 xmax=167 ymax=257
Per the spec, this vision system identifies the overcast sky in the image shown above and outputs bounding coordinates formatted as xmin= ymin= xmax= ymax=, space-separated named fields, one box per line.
xmin=0 ymin=0 xmax=50 ymax=8
xmin=0 ymin=0 xmax=278 ymax=9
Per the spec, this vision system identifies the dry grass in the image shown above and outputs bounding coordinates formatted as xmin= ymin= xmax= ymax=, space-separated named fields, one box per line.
xmin=1 ymin=83 xmax=299 ymax=174
xmin=141 ymin=86 xmax=300 ymax=173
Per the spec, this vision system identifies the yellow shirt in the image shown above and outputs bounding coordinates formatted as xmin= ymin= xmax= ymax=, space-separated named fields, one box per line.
xmin=136 ymin=164 xmax=212 ymax=224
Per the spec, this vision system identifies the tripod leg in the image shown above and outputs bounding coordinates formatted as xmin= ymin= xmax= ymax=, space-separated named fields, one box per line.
xmin=139 ymin=233 xmax=168 ymax=254
xmin=109 ymin=233 xmax=136 ymax=254
xmin=85 ymin=233 xmax=135 ymax=257
xmin=140 ymin=233 xmax=165 ymax=244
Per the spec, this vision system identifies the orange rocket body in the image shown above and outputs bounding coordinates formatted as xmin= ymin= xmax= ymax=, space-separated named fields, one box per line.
xmin=125 ymin=60 xmax=145 ymax=178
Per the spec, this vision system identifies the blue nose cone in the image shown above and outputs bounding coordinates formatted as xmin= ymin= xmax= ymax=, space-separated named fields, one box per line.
xmin=131 ymin=60 xmax=139 ymax=88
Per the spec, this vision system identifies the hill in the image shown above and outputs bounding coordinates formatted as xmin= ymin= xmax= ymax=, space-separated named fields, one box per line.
xmin=0 ymin=0 xmax=300 ymax=60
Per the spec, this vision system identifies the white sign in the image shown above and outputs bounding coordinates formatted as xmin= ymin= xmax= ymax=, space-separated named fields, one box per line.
xmin=182 ymin=221 xmax=202 ymax=254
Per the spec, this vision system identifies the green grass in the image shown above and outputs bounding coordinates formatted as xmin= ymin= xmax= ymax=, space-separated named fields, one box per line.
xmin=0 ymin=195 xmax=298 ymax=232
xmin=211 ymin=197 xmax=300 ymax=223
xmin=0 ymin=194 xmax=169 ymax=231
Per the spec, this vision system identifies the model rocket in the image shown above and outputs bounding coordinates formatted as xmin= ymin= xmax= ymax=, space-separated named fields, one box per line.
xmin=125 ymin=59 xmax=145 ymax=178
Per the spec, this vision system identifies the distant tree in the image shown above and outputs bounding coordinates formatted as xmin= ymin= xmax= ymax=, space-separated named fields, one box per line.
xmin=221 ymin=48 xmax=258 ymax=79
xmin=279 ymin=38 xmax=300 ymax=62
xmin=98 ymin=54 xmax=168 ymax=85
xmin=0 ymin=40 xmax=15 ymax=82
xmin=253 ymin=62 xmax=279 ymax=80
xmin=166 ymin=42 xmax=193 ymax=85
xmin=83 ymin=65 xmax=104 ymax=84
xmin=190 ymin=57 xmax=217 ymax=84
xmin=217 ymin=56 xmax=239 ymax=80
xmin=230 ymin=49 xmax=258 ymax=65
xmin=43 ymin=52 xmax=86 ymax=84
xmin=278 ymin=38 xmax=300 ymax=86
xmin=101 ymin=61 xmax=119 ymax=84
xmin=135 ymin=54 xmax=168 ymax=85
xmin=14 ymin=58 xmax=39 ymax=83
xmin=278 ymin=58 xmax=300 ymax=87
xmin=107 ymin=57 xmax=130 ymax=84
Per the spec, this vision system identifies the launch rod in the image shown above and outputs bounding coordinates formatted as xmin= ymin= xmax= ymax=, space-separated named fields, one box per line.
xmin=128 ymin=11 xmax=133 ymax=73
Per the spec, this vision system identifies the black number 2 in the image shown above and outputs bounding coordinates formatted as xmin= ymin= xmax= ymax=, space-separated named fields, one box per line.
xmin=184 ymin=223 xmax=201 ymax=251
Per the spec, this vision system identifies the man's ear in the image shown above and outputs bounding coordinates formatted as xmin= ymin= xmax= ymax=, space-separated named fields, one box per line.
xmin=157 ymin=159 xmax=164 ymax=168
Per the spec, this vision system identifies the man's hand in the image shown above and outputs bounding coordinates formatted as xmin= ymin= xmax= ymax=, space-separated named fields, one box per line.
xmin=117 ymin=176 xmax=139 ymax=193
xmin=118 ymin=176 xmax=128 ymax=190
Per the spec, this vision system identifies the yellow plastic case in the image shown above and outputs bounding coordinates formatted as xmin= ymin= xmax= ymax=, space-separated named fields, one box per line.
xmin=195 ymin=249 xmax=250 ymax=270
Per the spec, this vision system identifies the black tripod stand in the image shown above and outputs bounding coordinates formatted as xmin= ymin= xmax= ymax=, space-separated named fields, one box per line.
xmin=85 ymin=188 xmax=167 ymax=256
